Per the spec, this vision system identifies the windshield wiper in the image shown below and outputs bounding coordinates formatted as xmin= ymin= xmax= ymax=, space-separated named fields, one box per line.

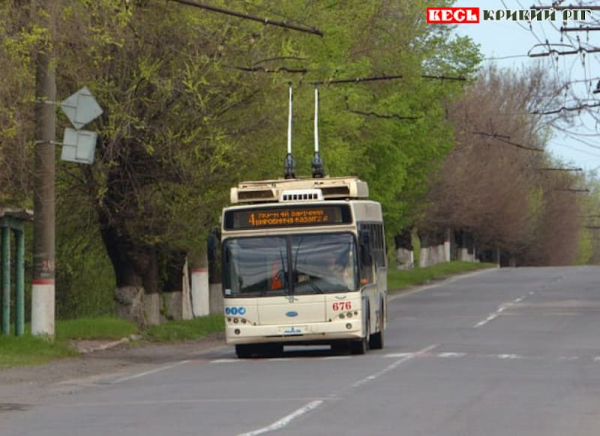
xmin=307 ymin=280 xmax=324 ymax=294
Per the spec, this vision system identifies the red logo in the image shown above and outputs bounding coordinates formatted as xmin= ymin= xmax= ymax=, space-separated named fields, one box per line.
xmin=427 ymin=7 xmax=480 ymax=24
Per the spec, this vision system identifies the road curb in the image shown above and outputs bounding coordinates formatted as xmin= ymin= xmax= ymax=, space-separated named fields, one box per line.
xmin=74 ymin=334 xmax=142 ymax=354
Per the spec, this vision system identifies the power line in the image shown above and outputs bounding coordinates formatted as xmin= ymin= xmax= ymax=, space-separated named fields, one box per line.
xmin=344 ymin=97 xmax=422 ymax=121
xmin=529 ymin=101 xmax=600 ymax=114
xmin=168 ymin=0 xmax=324 ymax=36
xmin=472 ymin=132 xmax=544 ymax=152
xmin=311 ymin=74 xmax=466 ymax=86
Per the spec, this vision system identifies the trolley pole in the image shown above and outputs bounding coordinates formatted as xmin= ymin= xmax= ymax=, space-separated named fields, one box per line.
xmin=32 ymin=0 xmax=57 ymax=337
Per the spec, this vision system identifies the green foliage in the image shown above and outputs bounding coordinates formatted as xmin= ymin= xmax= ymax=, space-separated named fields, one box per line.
xmin=576 ymin=229 xmax=593 ymax=265
xmin=388 ymin=262 xmax=496 ymax=291
xmin=141 ymin=315 xmax=224 ymax=342
xmin=0 ymin=0 xmax=482 ymax=318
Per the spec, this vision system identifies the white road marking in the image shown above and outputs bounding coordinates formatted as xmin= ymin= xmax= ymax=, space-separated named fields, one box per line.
xmin=558 ymin=356 xmax=579 ymax=362
xmin=205 ymin=349 xmax=600 ymax=366
xmin=237 ymin=345 xmax=438 ymax=435
xmin=237 ymin=400 xmax=324 ymax=436
xmin=497 ymin=354 xmax=521 ymax=359
xmin=474 ymin=313 xmax=498 ymax=327
xmin=111 ymin=360 xmax=190 ymax=384
xmin=473 ymin=294 xmax=529 ymax=328
xmin=352 ymin=344 xmax=439 ymax=388
xmin=438 ymin=352 xmax=466 ymax=358
xmin=61 ymin=398 xmax=332 ymax=408
xmin=383 ymin=353 xmax=414 ymax=358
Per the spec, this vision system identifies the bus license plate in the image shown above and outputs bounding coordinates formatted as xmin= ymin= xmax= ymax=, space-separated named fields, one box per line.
xmin=280 ymin=325 xmax=307 ymax=335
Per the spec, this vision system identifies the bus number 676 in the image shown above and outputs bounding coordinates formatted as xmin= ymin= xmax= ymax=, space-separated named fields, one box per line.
xmin=332 ymin=302 xmax=352 ymax=311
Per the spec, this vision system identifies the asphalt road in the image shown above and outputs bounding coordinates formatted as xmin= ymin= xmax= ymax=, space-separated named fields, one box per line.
xmin=2 ymin=266 xmax=600 ymax=436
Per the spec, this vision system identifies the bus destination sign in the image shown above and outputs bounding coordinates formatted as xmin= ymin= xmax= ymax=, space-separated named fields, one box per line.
xmin=225 ymin=205 xmax=351 ymax=230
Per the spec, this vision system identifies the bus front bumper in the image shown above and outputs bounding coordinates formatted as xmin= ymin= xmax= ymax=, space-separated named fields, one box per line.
xmin=225 ymin=319 xmax=363 ymax=345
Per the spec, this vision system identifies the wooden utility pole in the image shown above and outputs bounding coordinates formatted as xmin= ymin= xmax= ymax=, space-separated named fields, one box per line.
xmin=32 ymin=0 xmax=57 ymax=337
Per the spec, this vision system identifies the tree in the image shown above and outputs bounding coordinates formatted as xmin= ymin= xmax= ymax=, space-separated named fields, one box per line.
xmin=0 ymin=0 xmax=482 ymax=323
xmin=421 ymin=65 xmax=586 ymax=265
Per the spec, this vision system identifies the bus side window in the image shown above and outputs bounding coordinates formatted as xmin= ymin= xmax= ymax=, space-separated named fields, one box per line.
xmin=359 ymin=229 xmax=374 ymax=285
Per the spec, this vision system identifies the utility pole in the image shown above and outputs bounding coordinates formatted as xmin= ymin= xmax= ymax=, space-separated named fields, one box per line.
xmin=32 ymin=0 xmax=57 ymax=337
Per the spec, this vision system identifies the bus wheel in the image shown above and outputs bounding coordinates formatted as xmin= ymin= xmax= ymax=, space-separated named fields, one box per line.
xmin=350 ymin=318 xmax=370 ymax=355
xmin=369 ymin=314 xmax=384 ymax=350
xmin=235 ymin=344 xmax=256 ymax=358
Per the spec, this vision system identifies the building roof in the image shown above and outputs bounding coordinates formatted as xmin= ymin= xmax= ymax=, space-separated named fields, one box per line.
xmin=0 ymin=207 xmax=34 ymax=222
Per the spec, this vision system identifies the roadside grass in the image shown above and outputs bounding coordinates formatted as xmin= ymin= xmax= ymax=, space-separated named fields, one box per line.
xmin=388 ymin=261 xmax=496 ymax=292
xmin=55 ymin=316 xmax=139 ymax=341
xmin=0 ymin=335 xmax=77 ymax=368
xmin=141 ymin=314 xmax=224 ymax=342
xmin=0 ymin=315 xmax=224 ymax=368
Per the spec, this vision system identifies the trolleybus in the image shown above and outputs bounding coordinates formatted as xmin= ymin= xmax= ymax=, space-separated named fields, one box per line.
xmin=221 ymin=176 xmax=387 ymax=358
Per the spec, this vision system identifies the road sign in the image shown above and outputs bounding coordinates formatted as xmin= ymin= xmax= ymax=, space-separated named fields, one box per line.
xmin=60 ymin=128 xmax=97 ymax=165
xmin=60 ymin=86 xmax=103 ymax=130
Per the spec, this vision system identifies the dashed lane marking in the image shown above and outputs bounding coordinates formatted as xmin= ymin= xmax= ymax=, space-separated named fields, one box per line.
xmin=207 ymin=351 xmax=600 ymax=364
xmin=473 ymin=294 xmax=530 ymax=328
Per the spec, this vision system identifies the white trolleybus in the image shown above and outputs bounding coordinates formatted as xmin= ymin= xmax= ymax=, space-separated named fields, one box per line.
xmin=221 ymin=176 xmax=387 ymax=358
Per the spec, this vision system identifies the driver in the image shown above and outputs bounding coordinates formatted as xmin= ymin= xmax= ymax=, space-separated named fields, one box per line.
xmin=324 ymin=252 xmax=354 ymax=290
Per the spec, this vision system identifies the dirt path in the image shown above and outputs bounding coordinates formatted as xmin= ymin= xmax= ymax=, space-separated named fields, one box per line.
xmin=0 ymin=333 xmax=226 ymax=405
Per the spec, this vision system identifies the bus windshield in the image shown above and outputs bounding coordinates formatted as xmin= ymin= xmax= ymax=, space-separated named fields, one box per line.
xmin=223 ymin=233 xmax=358 ymax=297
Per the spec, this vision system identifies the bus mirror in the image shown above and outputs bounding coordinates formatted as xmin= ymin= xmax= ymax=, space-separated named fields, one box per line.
xmin=359 ymin=231 xmax=373 ymax=266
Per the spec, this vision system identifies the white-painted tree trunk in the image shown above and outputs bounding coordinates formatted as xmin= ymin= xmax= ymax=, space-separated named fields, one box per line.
xmin=396 ymin=248 xmax=414 ymax=270
xmin=419 ymin=247 xmax=430 ymax=268
xmin=32 ymin=283 xmax=55 ymax=336
xmin=191 ymin=267 xmax=210 ymax=317
xmin=181 ymin=259 xmax=193 ymax=320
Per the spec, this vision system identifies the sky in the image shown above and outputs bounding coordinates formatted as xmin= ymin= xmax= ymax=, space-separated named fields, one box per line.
xmin=453 ymin=0 xmax=600 ymax=174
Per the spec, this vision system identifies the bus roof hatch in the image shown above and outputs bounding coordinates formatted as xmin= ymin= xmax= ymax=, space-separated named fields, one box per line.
xmin=230 ymin=176 xmax=369 ymax=204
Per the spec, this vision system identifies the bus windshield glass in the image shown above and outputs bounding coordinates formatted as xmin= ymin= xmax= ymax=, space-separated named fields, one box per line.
xmin=223 ymin=233 xmax=358 ymax=297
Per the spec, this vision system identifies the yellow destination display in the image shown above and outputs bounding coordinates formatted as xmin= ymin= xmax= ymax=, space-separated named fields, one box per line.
xmin=225 ymin=205 xmax=351 ymax=230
